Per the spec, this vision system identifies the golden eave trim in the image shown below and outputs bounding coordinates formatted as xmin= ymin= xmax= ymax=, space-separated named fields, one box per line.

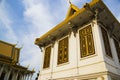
xmin=0 ymin=40 xmax=16 ymax=46
xmin=35 ymin=0 xmax=101 ymax=45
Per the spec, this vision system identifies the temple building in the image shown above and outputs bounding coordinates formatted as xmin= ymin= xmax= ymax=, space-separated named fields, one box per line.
xmin=0 ymin=40 xmax=34 ymax=80
xmin=35 ymin=0 xmax=120 ymax=80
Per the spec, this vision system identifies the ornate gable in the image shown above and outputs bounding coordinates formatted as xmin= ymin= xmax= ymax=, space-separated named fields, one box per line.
xmin=66 ymin=4 xmax=79 ymax=19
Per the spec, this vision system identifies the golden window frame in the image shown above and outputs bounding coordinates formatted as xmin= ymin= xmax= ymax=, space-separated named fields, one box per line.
xmin=57 ymin=36 xmax=69 ymax=65
xmin=79 ymin=25 xmax=95 ymax=58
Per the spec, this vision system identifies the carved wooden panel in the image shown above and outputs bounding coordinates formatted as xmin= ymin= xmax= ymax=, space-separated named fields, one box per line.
xmin=114 ymin=39 xmax=120 ymax=62
xmin=101 ymin=27 xmax=112 ymax=57
xmin=79 ymin=25 xmax=95 ymax=58
xmin=43 ymin=46 xmax=51 ymax=68
xmin=58 ymin=37 xmax=68 ymax=64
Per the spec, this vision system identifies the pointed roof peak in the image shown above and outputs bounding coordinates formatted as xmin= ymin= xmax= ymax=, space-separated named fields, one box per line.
xmin=66 ymin=1 xmax=79 ymax=19
xmin=68 ymin=0 xmax=72 ymax=5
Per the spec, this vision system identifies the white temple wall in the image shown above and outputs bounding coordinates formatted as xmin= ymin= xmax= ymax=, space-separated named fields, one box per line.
xmin=39 ymin=21 xmax=120 ymax=80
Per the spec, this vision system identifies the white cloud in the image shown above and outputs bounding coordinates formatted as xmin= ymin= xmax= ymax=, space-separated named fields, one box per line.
xmin=0 ymin=0 xmax=44 ymax=79
xmin=0 ymin=0 xmax=17 ymax=42
xmin=23 ymin=0 xmax=57 ymax=35
xmin=20 ymin=0 xmax=72 ymax=79
xmin=19 ymin=0 xmax=62 ymax=79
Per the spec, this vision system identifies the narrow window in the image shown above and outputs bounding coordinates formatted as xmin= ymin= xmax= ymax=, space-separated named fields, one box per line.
xmin=58 ymin=37 xmax=68 ymax=64
xmin=43 ymin=46 xmax=51 ymax=68
xmin=101 ymin=27 xmax=112 ymax=57
xmin=114 ymin=39 xmax=120 ymax=62
xmin=79 ymin=25 xmax=95 ymax=58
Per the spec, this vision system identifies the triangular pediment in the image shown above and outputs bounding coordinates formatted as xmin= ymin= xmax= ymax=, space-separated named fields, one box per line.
xmin=66 ymin=4 xmax=79 ymax=19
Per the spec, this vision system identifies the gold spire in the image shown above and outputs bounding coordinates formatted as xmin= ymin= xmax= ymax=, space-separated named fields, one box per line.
xmin=68 ymin=0 xmax=72 ymax=5
xmin=66 ymin=0 xmax=80 ymax=19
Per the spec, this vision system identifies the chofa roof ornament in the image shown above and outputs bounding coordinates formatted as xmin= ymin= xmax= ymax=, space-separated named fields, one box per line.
xmin=68 ymin=0 xmax=72 ymax=5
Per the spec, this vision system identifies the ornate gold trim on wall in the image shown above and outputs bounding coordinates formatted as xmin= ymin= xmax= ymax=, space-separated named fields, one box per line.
xmin=79 ymin=25 xmax=95 ymax=58
xmin=57 ymin=37 xmax=69 ymax=65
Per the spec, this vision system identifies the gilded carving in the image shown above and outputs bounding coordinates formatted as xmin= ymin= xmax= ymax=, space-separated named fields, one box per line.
xmin=79 ymin=25 xmax=95 ymax=58
xmin=58 ymin=37 xmax=68 ymax=64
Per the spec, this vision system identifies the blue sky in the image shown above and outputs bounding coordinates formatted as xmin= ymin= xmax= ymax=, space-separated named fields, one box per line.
xmin=0 ymin=0 xmax=120 ymax=79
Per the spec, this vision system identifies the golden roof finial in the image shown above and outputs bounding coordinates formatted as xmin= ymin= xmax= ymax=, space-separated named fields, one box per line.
xmin=68 ymin=0 xmax=72 ymax=5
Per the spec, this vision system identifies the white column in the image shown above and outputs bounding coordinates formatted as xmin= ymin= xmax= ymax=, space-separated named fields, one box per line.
xmin=30 ymin=74 xmax=33 ymax=80
xmin=12 ymin=71 xmax=19 ymax=80
xmin=4 ymin=69 xmax=11 ymax=80
xmin=92 ymin=20 xmax=105 ymax=60
xmin=15 ymin=72 xmax=19 ymax=80
xmin=24 ymin=74 xmax=27 ymax=80
xmin=24 ymin=75 xmax=27 ymax=80
xmin=27 ymin=74 xmax=30 ymax=80
xmin=22 ymin=75 xmax=25 ymax=80
xmin=110 ymin=38 xmax=120 ymax=67
xmin=20 ymin=75 xmax=23 ymax=80
xmin=0 ymin=65 xmax=4 ymax=77
xmin=26 ymin=74 xmax=29 ymax=80
xmin=12 ymin=72 xmax=15 ymax=80
xmin=28 ymin=74 xmax=30 ymax=80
